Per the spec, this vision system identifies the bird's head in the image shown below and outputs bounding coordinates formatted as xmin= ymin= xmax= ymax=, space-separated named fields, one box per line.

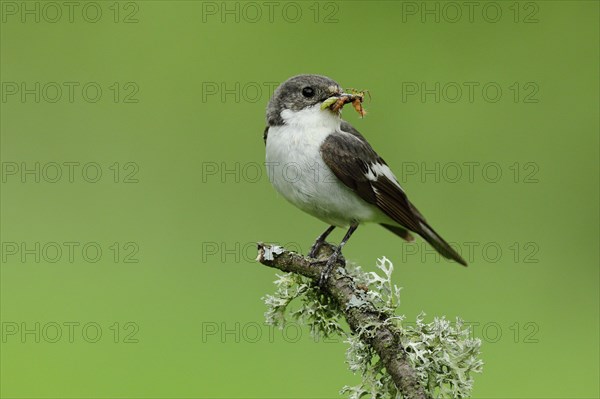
xmin=266 ymin=74 xmax=362 ymax=126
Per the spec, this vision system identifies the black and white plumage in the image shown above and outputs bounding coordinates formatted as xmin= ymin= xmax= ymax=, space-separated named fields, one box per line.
xmin=264 ymin=74 xmax=466 ymax=281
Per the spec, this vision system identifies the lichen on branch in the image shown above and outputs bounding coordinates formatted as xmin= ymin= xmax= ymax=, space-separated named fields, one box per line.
xmin=257 ymin=242 xmax=483 ymax=399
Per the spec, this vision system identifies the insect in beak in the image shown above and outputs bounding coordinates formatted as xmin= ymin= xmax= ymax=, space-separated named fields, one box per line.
xmin=320 ymin=89 xmax=368 ymax=118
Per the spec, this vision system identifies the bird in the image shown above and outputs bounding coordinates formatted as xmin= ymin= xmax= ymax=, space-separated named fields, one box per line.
xmin=264 ymin=74 xmax=467 ymax=284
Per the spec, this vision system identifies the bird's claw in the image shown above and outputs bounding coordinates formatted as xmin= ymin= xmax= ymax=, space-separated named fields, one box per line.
xmin=318 ymin=252 xmax=340 ymax=288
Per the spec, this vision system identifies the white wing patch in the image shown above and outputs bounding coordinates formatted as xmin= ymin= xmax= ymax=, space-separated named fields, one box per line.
xmin=365 ymin=162 xmax=405 ymax=191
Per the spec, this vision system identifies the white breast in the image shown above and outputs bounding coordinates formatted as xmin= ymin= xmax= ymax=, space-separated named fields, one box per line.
xmin=265 ymin=104 xmax=381 ymax=227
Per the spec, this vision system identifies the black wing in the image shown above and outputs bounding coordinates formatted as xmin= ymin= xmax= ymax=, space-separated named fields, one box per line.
xmin=320 ymin=121 xmax=467 ymax=266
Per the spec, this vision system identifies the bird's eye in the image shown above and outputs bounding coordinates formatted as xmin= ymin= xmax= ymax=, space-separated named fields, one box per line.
xmin=301 ymin=86 xmax=315 ymax=98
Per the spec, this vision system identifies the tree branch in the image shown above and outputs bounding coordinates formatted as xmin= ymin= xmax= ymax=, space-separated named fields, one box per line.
xmin=256 ymin=242 xmax=430 ymax=399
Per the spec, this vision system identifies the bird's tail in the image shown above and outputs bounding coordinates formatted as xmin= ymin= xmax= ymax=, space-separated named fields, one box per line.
xmin=418 ymin=221 xmax=467 ymax=266
xmin=380 ymin=223 xmax=415 ymax=242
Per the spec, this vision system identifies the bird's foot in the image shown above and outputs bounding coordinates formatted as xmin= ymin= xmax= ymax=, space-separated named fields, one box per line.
xmin=309 ymin=259 xmax=326 ymax=266
xmin=318 ymin=251 xmax=342 ymax=287
xmin=308 ymin=241 xmax=322 ymax=259
xmin=308 ymin=226 xmax=336 ymax=259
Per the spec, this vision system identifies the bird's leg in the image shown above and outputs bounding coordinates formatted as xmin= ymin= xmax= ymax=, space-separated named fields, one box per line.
xmin=308 ymin=225 xmax=336 ymax=258
xmin=319 ymin=223 xmax=358 ymax=287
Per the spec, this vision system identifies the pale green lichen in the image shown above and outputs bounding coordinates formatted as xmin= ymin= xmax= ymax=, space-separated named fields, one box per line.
xmin=263 ymin=257 xmax=483 ymax=398
xmin=263 ymin=272 xmax=344 ymax=338
xmin=261 ymin=245 xmax=285 ymax=261
xmin=400 ymin=315 xmax=483 ymax=398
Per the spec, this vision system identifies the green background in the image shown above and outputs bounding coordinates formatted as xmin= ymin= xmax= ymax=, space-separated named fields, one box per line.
xmin=1 ymin=1 xmax=598 ymax=398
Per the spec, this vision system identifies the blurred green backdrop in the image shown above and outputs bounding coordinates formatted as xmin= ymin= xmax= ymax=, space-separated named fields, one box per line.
xmin=1 ymin=1 xmax=598 ymax=398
